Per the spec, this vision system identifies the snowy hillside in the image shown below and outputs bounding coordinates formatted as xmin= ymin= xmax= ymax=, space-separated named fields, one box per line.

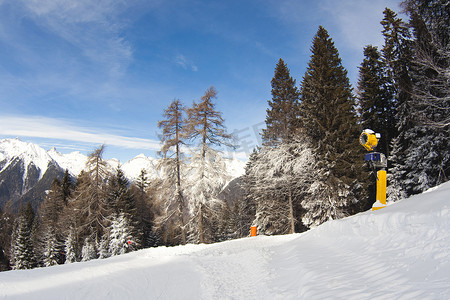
xmin=1 ymin=181 xmax=449 ymax=299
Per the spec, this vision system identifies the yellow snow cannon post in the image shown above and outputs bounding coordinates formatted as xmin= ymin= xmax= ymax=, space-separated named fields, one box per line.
xmin=359 ymin=129 xmax=387 ymax=211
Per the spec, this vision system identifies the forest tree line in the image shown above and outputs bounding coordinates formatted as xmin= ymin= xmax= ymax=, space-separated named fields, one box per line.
xmin=0 ymin=0 xmax=448 ymax=271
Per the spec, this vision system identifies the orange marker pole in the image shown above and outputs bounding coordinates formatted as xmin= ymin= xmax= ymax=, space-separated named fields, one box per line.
xmin=250 ymin=226 xmax=257 ymax=237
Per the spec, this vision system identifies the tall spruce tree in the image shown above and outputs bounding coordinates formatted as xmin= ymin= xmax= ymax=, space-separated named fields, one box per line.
xmin=396 ymin=0 xmax=450 ymax=194
xmin=184 ymin=86 xmax=233 ymax=244
xmin=299 ymin=26 xmax=365 ymax=225
xmin=130 ymin=183 xmax=157 ymax=248
xmin=380 ymin=8 xmax=416 ymax=201
xmin=38 ymin=179 xmax=66 ymax=266
xmin=357 ymin=45 xmax=395 ymax=156
xmin=10 ymin=203 xmax=37 ymax=269
xmin=250 ymin=138 xmax=316 ymax=234
xmin=262 ymin=58 xmax=301 ymax=145
xmin=0 ymin=207 xmax=13 ymax=270
xmin=404 ymin=0 xmax=449 ymax=128
xmin=252 ymin=59 xmax=307 ymax=235
xmin=103 ymin=167 xmax=141 ymax=254
xmin=61 ymin=169 xmax=73 ymax=205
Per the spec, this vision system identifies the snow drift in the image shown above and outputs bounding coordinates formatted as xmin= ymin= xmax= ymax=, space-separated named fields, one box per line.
xmin=1 ymin=181 xmax=449 ymax=299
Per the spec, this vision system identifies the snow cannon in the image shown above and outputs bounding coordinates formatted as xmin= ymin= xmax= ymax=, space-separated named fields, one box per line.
xmin=359 ymin=129 xmax=380 ymax=151
xmin=360 ymin=129 xmax=387 ymax=211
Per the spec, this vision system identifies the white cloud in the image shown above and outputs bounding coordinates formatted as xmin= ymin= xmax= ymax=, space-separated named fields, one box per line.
xmin=0 ymin=115 xmax=161 ymax=150
xmin=318 ymin=0 xmax=402 ymax=50
xmin=11 ymin=0 xmax=137 ymax=79
xmin=266 ymin=0 xmax=404 ymax=84
xmin=175 ymin=54 xmax=198 ymax=72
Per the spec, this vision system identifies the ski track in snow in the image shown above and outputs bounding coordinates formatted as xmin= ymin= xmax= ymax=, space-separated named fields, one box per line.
xmin=1 ymin=182 xmax=449 ymax=299
xmin=192 ymin=235 xmax=297 ymax=299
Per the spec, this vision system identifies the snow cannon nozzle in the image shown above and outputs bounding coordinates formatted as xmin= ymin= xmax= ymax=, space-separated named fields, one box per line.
xmin=359 ymin=129 xmax=380 ymax=152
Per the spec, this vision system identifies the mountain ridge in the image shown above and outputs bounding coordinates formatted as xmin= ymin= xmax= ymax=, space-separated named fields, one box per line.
xmin=0 ymin=138 xmax=245 ymax=211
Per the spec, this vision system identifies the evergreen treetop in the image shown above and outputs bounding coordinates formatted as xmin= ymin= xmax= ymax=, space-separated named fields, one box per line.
xmin=300 ymin=26 xmax=359 ymax=165
xmin=357 ymin=45 xmax=395 ymax=156
xmin=262 ymin=58 xmax=301 ymax=145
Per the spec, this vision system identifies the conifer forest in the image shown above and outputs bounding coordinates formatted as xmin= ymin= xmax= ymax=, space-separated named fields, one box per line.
xmin=0 ymin=0 xmax=448 ymax=271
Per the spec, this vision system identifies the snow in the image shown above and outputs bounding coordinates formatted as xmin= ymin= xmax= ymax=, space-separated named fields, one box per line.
xmin=47 ymin=148 xmax=87 ymax=177
xmin=121 ymin=154 xmax=160 ymax=181
xmin=0 ymin=138 xmax=53 ymax=181
xmin=1 ymin=139 xmax=245 ymax=182
xmin=1 ymin=181 xmax=449 ymax=299
xmin=224 ymin=157 xmax=246 ymax=178
xmin=372 ymin=199 xmax=386 ymax=208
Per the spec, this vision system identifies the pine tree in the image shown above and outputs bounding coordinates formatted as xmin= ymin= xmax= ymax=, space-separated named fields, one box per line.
xmin=156 ymin=99 xmax=187 ymax=244
xmin=61 ymin=169 xmax=73 ymax=205
xmin=255 ymin=59 xmax=307 ymax=234
xmin=402 ymin=0 xmax=449 ymax=127
xmin=38 ymin=179 xmax=66 ymax=266
xmin=130 ymin=183 xmax=157 ymax=248
xmin=108 ymin=168 xmax=136 ymax=216
xmin=357 ymin=45 xmax=395 ymax=156
xmin=11 ymin=203 xmax=37 ymax=269
xmin=380 ymin=8 xmax=416 ymax=201
xmin=109 ymin=213 xmax=134 ymax=256
xmin=299 ymin=26 xmax=365 ymax=224
xmin=240 ymin=148 xmax=259 ymax=237
xmin=216 ymin=202 xmax=238 ymax=242
xmin=262 ymin=58 xmax=301 ymax=145
xmin=64 ymin=227 xmax=78 ymax=263
xmin=81 ymin=238 xmax=97 ymax=261
xmin=397 ymin=0 xmax=450 ymax=194
xmin=103 ymin=168 xmax=141 ymax=253
xmin=249 ymin=138 xmax=316 ymax=234
xmin=41 ymin=228 xmax=61 ymax=267
xmin=61 ymin=171 xmax=91 ymax=261
xmin=0 ymin=207 xmax=13 ymax=271
xmin=136 ymin=169 xmax=149 ymax=194
xmin=62 ymin=146 xmax=111 ymax=260
xmin=184 ymin=87 xmax=233 ymax=243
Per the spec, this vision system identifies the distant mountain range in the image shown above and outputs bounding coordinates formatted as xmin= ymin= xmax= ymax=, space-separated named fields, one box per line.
xmin=0 ymin=138 xmax=245 ymax=212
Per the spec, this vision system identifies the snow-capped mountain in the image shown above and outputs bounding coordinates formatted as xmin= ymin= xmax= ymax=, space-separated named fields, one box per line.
xmin=0 ymin=138 xmax=246 ymax=211
xmin=0 ymin=138 xmax=56 ymax=182
xmin=0 ymin=138 xmax=65 ymax=211
xmin=120 ymin=154 xmax=160 ymax=181
xmin=47 ymin=147 xmax=88 ymax=178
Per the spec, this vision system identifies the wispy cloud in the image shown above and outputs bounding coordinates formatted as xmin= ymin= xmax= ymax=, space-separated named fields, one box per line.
xmin=269 ymin=0 xmax=402 ymax=51
xmin=19 ymin=0 xmax=134 ymax=78
xmin=265 ymin=0 xmax=403 ymax=84
xmin=175 ymin=54 xmax=198 ymax=72
xmin=318 ymin=0 xmax=403 ymax=50
xmin=0 ymin=115 xmax=161 ymax=150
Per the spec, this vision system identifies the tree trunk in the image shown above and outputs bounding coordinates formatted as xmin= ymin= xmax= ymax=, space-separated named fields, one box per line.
xmin=288 ymin=188 xmax=295 ymax=234
xmin=198 ymin=203 xmax=204 ymax=244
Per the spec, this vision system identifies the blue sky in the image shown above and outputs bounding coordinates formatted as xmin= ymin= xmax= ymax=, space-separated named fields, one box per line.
xmin=0 ymin=0 xmax=403 ymax=162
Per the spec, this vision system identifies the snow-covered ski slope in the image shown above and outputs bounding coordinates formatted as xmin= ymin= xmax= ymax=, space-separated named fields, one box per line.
xmin=1 ymin=181 xmax=449 ymax=299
